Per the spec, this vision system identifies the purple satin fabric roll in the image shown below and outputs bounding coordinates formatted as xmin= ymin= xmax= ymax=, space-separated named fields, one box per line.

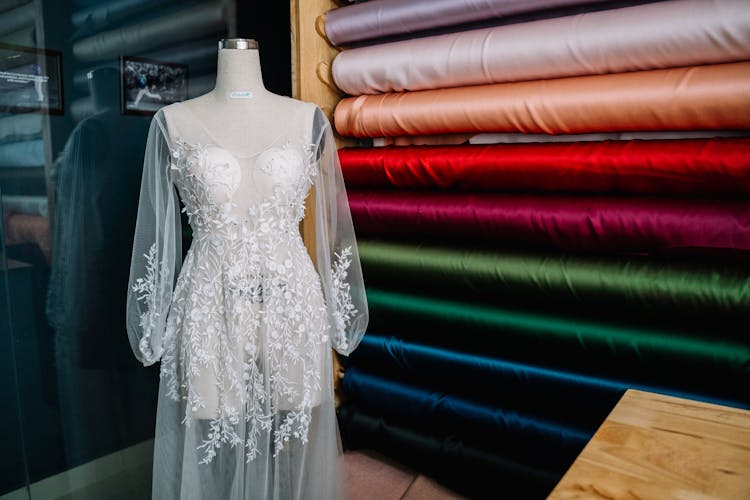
xmin=332 ymin=0 xmax=750 ymax=96
xmin=324 ymin=0 xmax=608 ymax=46
xmin=348 ymin=191 xmax=750 ymax=255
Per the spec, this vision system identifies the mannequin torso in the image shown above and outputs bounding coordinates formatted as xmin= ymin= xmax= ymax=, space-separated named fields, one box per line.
xmin=168 ymin=44 xmax=311 ymax=155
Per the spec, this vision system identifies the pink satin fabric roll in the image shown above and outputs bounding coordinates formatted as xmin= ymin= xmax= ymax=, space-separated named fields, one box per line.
xmin=347 ymin=191 xmax=750 ymax=255
xmin=332 ymin=0 xmax=750 ymax=95
xmin=334 ymin=62 xmax=750 ymax=138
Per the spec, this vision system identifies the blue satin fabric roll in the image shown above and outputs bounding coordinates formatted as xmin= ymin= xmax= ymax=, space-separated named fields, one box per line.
xmin=344 ymin=335 xmax=749 ymax=428
xmin=341 ymin=366 xmax=590 ymax=472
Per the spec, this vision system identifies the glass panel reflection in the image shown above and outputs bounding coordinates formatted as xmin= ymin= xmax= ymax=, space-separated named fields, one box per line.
xmin=0 ymin=1 xmax=236 ymax=497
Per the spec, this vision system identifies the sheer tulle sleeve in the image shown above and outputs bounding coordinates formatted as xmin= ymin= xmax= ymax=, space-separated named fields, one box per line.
xmin=312 ymin=106 xmax=369 ymax=356
xmin=126 ymin=110 xmax=182 ymax=366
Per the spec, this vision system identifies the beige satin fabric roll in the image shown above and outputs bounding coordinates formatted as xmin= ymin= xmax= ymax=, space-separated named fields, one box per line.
xmin=334 ymin=62 xmax=750 ymax=138
xmin=332 ymin=0 xmax=750 ymax=95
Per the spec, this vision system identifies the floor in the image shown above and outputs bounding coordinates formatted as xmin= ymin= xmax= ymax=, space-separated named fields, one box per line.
xmin=344 ymin=450 xmax=466 ymax=500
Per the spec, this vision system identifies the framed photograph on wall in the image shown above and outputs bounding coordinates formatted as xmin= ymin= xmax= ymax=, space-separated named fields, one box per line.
xmin=120 ymin=56 xmax=188 ymax=115
xmin=0 ymin=43 xmax=63 ymax=114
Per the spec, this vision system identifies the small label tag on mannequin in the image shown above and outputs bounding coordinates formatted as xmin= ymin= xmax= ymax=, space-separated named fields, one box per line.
xmin=229 ymin=91 xmax=254 ymax=99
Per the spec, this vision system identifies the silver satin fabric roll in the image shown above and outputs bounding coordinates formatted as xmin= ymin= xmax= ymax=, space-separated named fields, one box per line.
xmin=370 ymin=130 xmax=750 ymax=147
xmin=324 ymin=0 xmax=608 ymax=46
xmin=468 ymin=131 xmax=750 ymax=145
xmin=73 ymin=1 xmax=226 ymax=62
xmin=332 ymin=0 xmax=750 ymax=96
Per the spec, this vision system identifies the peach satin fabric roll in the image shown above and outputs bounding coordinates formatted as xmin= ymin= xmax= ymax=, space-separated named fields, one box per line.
xmin=334 ymin=62 xmax=750 ymax=138
xmin=332 ymin=0 xmax=750 ymax=95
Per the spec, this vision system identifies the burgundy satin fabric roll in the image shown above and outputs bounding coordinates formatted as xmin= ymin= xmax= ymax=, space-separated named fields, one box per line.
xmin=324 ymin=0 xmax=609 ymax=46
xmin=334 ymin=62 xmax=750 ymax=138
xmin=347 ymin=191 xmax=750 ymax=255
xmin=339 ymin=139 xmax=750 ymax=195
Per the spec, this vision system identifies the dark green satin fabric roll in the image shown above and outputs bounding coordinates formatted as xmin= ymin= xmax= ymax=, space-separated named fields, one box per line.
xmin=358 ymin=239 xmax=750 ymax=336
xmin=359 ymin=240 xmax=750 ymax=313
xmin=365 ymin=288 xmax=750 ymax=401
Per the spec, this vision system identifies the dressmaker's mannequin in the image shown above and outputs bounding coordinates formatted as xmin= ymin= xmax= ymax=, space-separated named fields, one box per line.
xmin=180 ymin=39 xmax=306 ymax=151
xmin=129 ymin=36 xmax=363 ymax=500
xmin=162 ymin=39 xmax=326 ymax=419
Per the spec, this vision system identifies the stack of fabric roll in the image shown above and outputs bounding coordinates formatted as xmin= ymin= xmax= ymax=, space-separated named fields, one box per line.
xmin=325 ymin=0 xmax=750 ymax=497
xmin=69 ymin=0 xmax=232 ymax=120
xmin=0 ymin=0 xmax=43 ymax=172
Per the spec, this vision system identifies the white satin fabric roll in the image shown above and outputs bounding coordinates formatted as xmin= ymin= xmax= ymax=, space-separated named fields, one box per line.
xmin=333 ymin=0 xmax=750 ymax=95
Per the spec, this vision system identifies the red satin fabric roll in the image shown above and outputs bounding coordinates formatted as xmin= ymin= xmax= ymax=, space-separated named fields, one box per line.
xmin=347 ymin=191 xmax=750 ymax=255
xmin=338 ymin=139 xmax=750 ymax=195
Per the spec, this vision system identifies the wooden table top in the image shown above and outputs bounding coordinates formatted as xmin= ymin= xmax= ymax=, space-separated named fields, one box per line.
xmin=548 ymin=389 xmax=750 ymax=499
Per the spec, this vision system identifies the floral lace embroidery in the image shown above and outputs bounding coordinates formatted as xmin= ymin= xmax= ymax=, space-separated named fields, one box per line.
xmin=133 ymin=134 xmax=356 ymax=464
xmin=330 ymin=246 xmax=357 ymax=352
xmin=131 ymin=243 xmax=169 ymax=362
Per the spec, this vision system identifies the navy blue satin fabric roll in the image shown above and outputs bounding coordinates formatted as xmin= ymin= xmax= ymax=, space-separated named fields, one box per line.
xmin=341 ymin=366 xmax=590 ymax=472
xmin=336 ymin=404 xmax=562 ymax=499
xmin=343 ymin=335 xmax=749 ymax=430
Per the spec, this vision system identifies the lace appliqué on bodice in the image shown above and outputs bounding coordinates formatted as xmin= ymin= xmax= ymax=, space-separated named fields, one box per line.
xmin=131 ymin=135 xmax=357 ymax=464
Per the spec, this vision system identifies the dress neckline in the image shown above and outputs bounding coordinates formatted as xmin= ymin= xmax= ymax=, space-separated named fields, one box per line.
xmin=172 ymin=102 xmax=299 ymax=159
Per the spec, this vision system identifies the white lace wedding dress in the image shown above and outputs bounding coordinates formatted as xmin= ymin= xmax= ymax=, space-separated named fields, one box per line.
xmin=125 ymin=100 xmax=368 ymax=500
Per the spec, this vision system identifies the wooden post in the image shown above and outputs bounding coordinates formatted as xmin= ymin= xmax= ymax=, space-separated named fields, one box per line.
xmin=291 ymin=0 xmax=356 ymax=407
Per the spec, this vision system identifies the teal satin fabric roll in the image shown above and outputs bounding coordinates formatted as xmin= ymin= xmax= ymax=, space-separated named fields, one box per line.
xmin=364 ymin=287 xmax=750 ymax=402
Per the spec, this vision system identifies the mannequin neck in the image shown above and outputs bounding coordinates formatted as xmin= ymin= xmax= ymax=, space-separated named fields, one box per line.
xmin=212 ymin=48 xmax=269 ymax=101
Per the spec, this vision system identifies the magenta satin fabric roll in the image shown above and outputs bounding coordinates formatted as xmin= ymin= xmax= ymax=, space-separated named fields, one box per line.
xmin=347 ymin=191 xmax=750 ymax=255
xmin=332 ymin=0 xmax=750 ymax=95
xmin=324 ymin=0 xmax=608 ymax=46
